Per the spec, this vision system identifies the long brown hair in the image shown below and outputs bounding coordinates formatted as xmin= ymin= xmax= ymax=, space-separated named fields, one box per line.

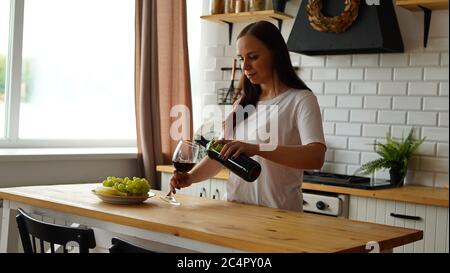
xmin=225 ymin=21 xmax=310 ymax=131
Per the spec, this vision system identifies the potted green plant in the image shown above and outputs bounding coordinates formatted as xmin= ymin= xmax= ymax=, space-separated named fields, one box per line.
xmin=355 ymin=129 xmax=425 ymax=187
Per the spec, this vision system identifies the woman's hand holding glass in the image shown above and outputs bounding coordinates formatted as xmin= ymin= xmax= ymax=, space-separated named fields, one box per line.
xmin=160 ymin=140 xmax=200 ymax=206
xmin=169 ymin=171 xmax=194 ymax=192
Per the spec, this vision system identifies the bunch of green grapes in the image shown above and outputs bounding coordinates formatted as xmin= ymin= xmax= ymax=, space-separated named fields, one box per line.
xmin=102 ymin=176 xmax=150 ymax=196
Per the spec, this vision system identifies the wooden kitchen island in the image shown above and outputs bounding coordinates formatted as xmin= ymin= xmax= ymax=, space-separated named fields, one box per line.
xmin=0 ymin=183 xmax=423 ymax=253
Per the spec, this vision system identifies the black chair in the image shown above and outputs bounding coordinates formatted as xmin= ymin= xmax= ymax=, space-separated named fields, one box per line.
xmin=16 ymin=208 xmax=96 ymax=253
xmin=109 ymin=237 xmax=156 ymax=253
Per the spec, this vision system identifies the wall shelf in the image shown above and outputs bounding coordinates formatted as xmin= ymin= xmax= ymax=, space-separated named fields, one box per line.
xmin=396 ymin=0 xmax=448 ymax=11
xmin=200 ymin=10 xmax=293 ymax=45
xmin=396 ymin=0 xmax=449 ymax=47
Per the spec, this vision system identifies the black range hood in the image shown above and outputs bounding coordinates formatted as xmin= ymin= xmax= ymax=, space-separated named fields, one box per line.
xmin=287 ymin=0 xmax=404 ymax=56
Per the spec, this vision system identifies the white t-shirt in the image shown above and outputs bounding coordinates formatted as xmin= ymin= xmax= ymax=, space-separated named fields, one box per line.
xmin=224 ymin=89 xmax=326 ymax=211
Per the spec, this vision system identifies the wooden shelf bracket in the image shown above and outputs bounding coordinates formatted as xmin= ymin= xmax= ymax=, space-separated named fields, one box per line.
xmin=419 ymin=5 xmax=432 ymax=48
xmin=220 ymin=20 xmax=234 ymax=45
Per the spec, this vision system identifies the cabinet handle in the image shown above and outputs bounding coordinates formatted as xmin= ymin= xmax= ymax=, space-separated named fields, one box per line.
xmin=390 ymin=213 xmax=422 ymax=221
xmin=212 ymin=189 xmax=220 ymax=200
xmin=200 ymin=187 xmax=207 ymax=198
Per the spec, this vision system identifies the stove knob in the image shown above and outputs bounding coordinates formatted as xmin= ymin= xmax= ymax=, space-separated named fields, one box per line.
xmin=316 ymin=201 xmax=328 ymax=210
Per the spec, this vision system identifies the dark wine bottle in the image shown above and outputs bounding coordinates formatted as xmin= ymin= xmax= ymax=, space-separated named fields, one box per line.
xmin=196 ymin=136 xmax=261 ymax=182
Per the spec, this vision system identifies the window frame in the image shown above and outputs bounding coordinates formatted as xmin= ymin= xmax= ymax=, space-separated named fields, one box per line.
xmin=1 ymin=0 xmax=137 ymax=149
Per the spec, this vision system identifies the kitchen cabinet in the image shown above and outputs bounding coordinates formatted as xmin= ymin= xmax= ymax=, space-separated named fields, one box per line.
xmin=349 ymin=195 xmax=449 ymax=253
xmin=160 ymin=173 xmax=226 ymax=200
xmin=210 ymin=178 xmax=227 ymax=201
xmin=200 ymin=10 xmax=293 ymax=44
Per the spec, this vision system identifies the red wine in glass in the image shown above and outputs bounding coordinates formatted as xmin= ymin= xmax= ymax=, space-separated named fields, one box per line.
xmin=172 ymin=161 xmax=196 ymax=173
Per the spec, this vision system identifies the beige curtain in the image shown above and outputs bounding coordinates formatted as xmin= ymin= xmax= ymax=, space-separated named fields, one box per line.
xmin=135 ymin=0 xmax=192 ymax=189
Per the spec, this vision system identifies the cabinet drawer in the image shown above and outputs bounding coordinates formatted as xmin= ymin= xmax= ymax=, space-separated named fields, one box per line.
xmin=349 ymin=196 xmax=448 ymax=253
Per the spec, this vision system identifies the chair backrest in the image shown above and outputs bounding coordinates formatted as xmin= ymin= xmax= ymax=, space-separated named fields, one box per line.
xmin=16 ymin=208 xmax=96 ymax=253
xmin=109 ymin=237 xmax=156 ymax=253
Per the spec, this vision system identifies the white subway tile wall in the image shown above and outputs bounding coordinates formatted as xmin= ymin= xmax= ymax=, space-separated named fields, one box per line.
xmin=365 ymin=68 xmax=392 ymax=81
xmin=379 ymin=82 xmax=407 ymax=95
xmin=202 ymin=13 xmax=449 ymax=188
xmin=408 ymin=82 xmax=439 ymax=96
xmin=439 ymin=82 xmax=449 ymax=96
xmin=348 ymin=137 xmax=376 ymax=151
xmin=441 ymin=52 xmax=449 ymax=66
xmin=352 ymin=82 xmax=378 ymax=94
xmin=326 ymin=55 xmax=352 ymax=67
xmin=325 ymin=82 xmax=350 ymax=94
xmin=352 ymin=54 xmax=379 ymax=67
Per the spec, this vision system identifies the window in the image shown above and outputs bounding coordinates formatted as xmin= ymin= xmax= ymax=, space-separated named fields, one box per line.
xmin=1 ymin=0 xmax=136 ymax=147
xmin=0 ymin=0 xmax=10 ymax=138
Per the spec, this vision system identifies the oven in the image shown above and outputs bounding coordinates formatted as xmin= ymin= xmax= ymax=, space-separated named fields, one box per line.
xmin=302 ymin=190 xmax=349 ymax=218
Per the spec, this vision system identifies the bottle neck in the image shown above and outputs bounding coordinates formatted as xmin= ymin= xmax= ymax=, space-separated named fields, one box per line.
xmin=195 ymin=136 xmax=209 ymax=148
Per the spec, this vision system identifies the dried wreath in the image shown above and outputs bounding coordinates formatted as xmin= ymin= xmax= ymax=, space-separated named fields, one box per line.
xmin=306 ymin=0 xmax=360 ymax=33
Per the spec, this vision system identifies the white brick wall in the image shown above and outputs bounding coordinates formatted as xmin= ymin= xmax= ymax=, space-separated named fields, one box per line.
xmin=365 ymin=96 xmax=392 ymax=109
xmin=338 ymin=68 xmax=364 ymax=80
xmin=337 ymin=96 xmax=363 ymax=108
xmin=312 ymin=68 xmax=337 ymax=80
xmin=415 ymin=142 xmax=436 ymax=156
xmin=325 ymin=82 xmax=350 ymax=94
xmin=348 ymin=137 xmax=376 ymax=151
xmin=408 ymin=82 xmax=439 ymax=96
xmin=326 ymin=55 xmax=352 ymax=67
xmin=439 ymin=82 xmax=449 ymax=96
xmin=352 ymin=54 xmax=379 ymax=67
xmin=199 ymin=6 xmax=449 ymax=188
xmin=350 ymin=110 xmax=377 ymax=123
xmin=439 ymin=113 xmax=449 ymax=127
xmin=378 ymin=111 xmax=406 ymax=124
xmin=362 ymin=124 xmax=390 ymax=138
xmin=317 ymin=95 xmax=336 ymax=107
xmin=393 ymin=97 xmax=422 ymax=110
xmin=394 ymin=68 xmax=423 ymax=81
xmin=423 ymin=127 xmax=449 ymax=142
xmin=352 ymin=82 xmax=378 ymax=94
xmin=379 ymin=82 xmax=407 ymax=95
xmin=365 ymin=68 xmax=392 ymax=81
xmin=423 ymin=97 xmax=449 ymax=111
xmin=424 ymin=68 xmax=449 ymax=80
xmin=437 ymin=143 xmax=449 ymax=158
xmin=324 ymin=109 xmax=349 ymax=122
xmin=407 ymin=112 xmax=437 ymax=126
xmin=336 ymin=123 xmax=361 ymax=136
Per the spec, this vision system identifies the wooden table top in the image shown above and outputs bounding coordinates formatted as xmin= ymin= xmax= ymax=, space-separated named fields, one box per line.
xmin=0 ymin=183 xmax=423 ymax=253
xmin=157 ymin=165 xmax=449 ymax=207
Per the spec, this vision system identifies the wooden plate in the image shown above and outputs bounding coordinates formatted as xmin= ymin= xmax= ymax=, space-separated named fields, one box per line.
xmin=92 ymin=190 xmax=155 ymax=204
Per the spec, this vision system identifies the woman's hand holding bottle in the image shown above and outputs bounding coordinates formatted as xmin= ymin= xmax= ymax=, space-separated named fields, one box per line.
xmin=214 ymin=139 xmax=258 ymax=160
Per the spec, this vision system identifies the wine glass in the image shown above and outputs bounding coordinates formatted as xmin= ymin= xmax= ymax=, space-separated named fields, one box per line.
xmin=160 ymin=140 xmax=200 ymax=205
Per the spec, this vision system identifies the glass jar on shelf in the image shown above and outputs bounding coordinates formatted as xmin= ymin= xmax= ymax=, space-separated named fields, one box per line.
xmin=249 ymin=0 xmax=266 ymax=11
xmin=225 ymin=0 xmax=235 ymax=14
xmin=235 ymin=0 xmax=248 ymax=13
xmin=210 ymin=0 xmax=225 ymax=15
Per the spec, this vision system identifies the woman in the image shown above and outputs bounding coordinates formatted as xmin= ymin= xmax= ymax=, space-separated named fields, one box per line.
xmin=170 ymin=21 xmax=326 ymax=211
